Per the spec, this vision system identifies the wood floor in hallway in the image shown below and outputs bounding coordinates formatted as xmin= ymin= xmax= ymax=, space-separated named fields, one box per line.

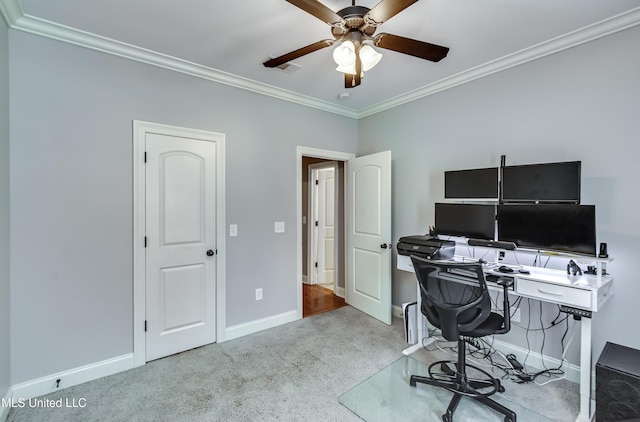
xmin=303 ymin=283 xmax=347 ymax=318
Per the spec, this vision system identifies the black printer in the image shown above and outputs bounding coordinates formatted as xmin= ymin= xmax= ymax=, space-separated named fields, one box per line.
xmin=397 ymin=235 xmax=455 ymax=260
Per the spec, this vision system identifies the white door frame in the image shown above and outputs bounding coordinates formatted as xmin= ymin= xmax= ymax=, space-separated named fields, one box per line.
xmin=297 ymin=147 xmax=355 ymax=319
xmin=133 ymin=120 xmax=226 ymax=367
xmin=307 ymin=162 xmax=338 ymax=288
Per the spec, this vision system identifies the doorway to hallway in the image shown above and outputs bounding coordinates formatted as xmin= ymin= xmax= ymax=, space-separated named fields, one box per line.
xmin=302 ymin=156 xmax=345 ymax=318
xmin=297 ymin=146 xmax=392 ymax=325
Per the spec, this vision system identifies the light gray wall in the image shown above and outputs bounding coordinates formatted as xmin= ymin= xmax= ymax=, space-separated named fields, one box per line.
xmin=358 ymin=25 xmax=640 ymax=365
xmin=8 ymin=31 xmax=358 ymax=384
xmin=0 ymin=15 xmax=11 ymax=399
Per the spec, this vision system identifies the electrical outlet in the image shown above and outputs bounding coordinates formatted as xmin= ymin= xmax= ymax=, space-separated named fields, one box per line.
xmin=274 ymin=222 xmax=285 ymax=233
xmin=511 ymin=307 xmax=521 ymax=323
xmin=230 ymin=224 xmax=237 ymax=237
xmin=255 ymin=288 xmax=263 ymax=301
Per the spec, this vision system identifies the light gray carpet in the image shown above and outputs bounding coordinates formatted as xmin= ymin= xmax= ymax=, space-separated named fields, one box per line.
xmin=7 ymin=306 xmax=578 ymax=421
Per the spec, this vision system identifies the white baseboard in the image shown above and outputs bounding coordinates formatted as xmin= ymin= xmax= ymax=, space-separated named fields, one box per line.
xmin=392 ymin=304 xmax=403 ymax=319
xmin=1 ymin=386 xmax=13 ymax=422
xmin=7 ymin=311 xmax=302 ymax=405
xmin=335 ymin=286 xmax=345 ymax=298
xmin=224 ymin=310 xmax=298 ymax=342
xmin=10 ymin=354 xmax=134 ymax=401
xmin=302 ymin=275 xmax=308 ymax=283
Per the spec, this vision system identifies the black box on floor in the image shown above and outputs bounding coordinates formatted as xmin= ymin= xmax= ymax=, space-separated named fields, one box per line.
xmin=596 ymin=342 xmax=640 ymax=421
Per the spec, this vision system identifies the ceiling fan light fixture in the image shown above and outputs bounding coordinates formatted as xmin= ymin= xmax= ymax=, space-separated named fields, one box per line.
xmin=359 ymin=44 xmax=382 ymax=72
xmin=332 ymin=40 xmax=356 ymax=67
xmin=264 ymin=0 xmax=450 ymax=88
xmin=335 ymin=64 xmax=356 ymax=74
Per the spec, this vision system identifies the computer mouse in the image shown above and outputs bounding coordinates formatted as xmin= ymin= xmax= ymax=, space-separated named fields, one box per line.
xmin=498 ymin=265 xmax=514 ymax=273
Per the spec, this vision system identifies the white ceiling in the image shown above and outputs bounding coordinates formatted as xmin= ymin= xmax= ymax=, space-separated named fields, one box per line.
xmin=4 ymin=0 xmax=640 ymax=117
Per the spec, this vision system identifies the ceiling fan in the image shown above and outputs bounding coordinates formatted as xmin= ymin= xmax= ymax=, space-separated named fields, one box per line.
xmin=263 ymin=0 xmax=450 ymax=88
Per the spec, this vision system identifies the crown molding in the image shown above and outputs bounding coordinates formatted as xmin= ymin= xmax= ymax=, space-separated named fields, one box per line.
xmin=0 ymin=0 xmax=359 ymax=119
xmin=0 ymin=0 xmax=22 ymax=26
xmin=357 ymin=6 xmax=640 ymax=118
xmin=2 ymin=0 xmax=639 ymax=120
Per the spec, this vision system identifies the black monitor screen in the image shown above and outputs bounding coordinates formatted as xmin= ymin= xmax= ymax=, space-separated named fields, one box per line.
xmin=435 ymin=203 xmax=496 ymax=240
xmin=497 ymin=204 xmax=596 ymax=256
xmin=502 ymin=161 xmax=581 ymax=203
xmin=445 ymin=167 xmax=499 ymax=200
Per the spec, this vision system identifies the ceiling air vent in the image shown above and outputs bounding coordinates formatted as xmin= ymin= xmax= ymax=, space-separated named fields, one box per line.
xmin=267 ymin=57 xmax=301 ymax=75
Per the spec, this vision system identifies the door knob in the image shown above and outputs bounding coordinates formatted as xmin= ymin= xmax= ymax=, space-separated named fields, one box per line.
xmin=206 ymin=249 xmax=215 ymax=256
xmin=380 ymin=243 xmax=388 ymax=249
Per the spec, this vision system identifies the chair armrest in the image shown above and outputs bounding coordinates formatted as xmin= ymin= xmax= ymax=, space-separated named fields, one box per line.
xmin=495 ymin=278 xmax=513 ymax=334
xmin=496 ymin=277 xmax=514 ymax=288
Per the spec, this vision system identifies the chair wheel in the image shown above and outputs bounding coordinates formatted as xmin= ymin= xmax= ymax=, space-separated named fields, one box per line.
xmin=505 ymin=417 xmax=515 ymax=422
xmin=498 ymin=385 xmax=505 ymax=393
xmin=442 ymin=412 xmax=453 ymax=422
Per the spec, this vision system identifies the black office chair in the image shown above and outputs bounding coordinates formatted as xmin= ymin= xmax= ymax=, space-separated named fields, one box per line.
xmin=409 ymin=256 xmax=516 ymax=422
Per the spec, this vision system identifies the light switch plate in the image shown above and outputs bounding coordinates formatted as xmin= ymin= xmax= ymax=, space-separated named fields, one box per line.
xmin=230 ymin=224 xmax=237 ymax=237
xmin=275 ymin=222 xmax=285 ymax=233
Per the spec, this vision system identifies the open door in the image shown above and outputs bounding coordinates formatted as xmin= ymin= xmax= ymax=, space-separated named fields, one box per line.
xmin=346 ymin=151 xmax=392 ymax=325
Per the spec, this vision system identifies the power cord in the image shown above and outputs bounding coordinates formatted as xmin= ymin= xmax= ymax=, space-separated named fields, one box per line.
xmin=419 ymin=301 xmax=573 ymax=386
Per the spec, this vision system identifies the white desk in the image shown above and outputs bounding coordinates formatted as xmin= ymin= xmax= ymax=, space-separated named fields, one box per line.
xmin=397 ymin=254 xmax=614 ymax=422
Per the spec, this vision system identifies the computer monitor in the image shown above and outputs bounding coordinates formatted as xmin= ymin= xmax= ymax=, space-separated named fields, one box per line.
xmin=434 ymin=203 xmax=496 ymax=240
xmin=502 ymin=161 xmax=581 ymax=203
xmin=445 ymin=167 xmax=499 ymax=200
xmin=497 ymin=204 xmax=596 ymax=256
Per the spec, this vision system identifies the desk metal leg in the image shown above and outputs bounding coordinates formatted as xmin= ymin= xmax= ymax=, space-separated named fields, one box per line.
xmin=402 ymin=279 xmax=435 ymax=355
xmin=576 ymin=317 xmax=594 ymax=422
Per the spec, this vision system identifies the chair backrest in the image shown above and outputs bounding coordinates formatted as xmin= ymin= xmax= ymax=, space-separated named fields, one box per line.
xmin=410 ymin=256 xmax=492 ymax=341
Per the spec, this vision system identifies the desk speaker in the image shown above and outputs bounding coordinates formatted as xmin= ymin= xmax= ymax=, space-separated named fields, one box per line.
xmin=596 ymin=342 xmax=640 ymax=421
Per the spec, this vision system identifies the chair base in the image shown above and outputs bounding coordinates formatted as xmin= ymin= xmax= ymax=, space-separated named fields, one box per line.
xmin=410 ymin=360 xmax=516 ymax=422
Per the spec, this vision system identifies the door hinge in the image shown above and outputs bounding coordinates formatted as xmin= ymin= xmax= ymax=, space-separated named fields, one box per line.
xmin=315 ymin=221 xmax=318 ymax=227
xmin=144 ymin=152 xmax=147 ymax=163
xmin=144 ymin=320 xmax=148 ymax=332
xmin=144 ymin=236 xmax=147 ymax=247
xmin=315 ymin=262 xmax=318 ymax=268
xmin=315 ymin=179 xmax=319 ymax=185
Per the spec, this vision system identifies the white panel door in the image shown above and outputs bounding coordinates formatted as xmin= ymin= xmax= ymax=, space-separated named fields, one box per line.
xmin=317 ymin=168 xmax=335 ymax=284
xmin=346 ymin=151 xmax=392 ymax=325
xmin=145 ymin=132 xmax=217 ymax=361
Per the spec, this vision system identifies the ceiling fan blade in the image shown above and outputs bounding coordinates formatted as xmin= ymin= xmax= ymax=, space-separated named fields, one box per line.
xmin=344 ymin=72 xmax=361 ymax=88
xmin=364 ymin=0 xmax=418 ymax=26
xmin=286 ymin=0 xmax=346 ymax=28
xmin=373 ymin=33 xmax=449 ymax=62
xmin=344 ymin=73 xmax=352 ymax=88
xmin=263 ymin=39 xmax=335 ymax=68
